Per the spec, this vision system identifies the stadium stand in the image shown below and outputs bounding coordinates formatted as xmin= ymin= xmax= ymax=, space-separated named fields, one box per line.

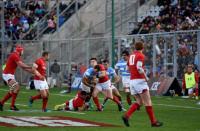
xmin=109 ymin=0 xmax=199 ymax=79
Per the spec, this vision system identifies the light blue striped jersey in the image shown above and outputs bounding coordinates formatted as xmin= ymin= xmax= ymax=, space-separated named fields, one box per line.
xmin=106 ymin=67 xmax=116 ymax=78
xmin=83 ymin=68 xmax=99 ymax=79
xmin=115 ymin=59 xmax=130 ymax=77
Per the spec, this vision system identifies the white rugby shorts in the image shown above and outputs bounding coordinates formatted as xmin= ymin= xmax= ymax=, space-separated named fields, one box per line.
xmin=122 ymin=76 xmax=130 ymax=88
xmin=3 ymin=74 xmax=15 ymax=83
xmin=96 ymin=80 xmax=111 ymax=91
xmin=130 ymin=79 xmax=149 ymax=95
xmin=34 ymin=79 xmax=49 ymax=91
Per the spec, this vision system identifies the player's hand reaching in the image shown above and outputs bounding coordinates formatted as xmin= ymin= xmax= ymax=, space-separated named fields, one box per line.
xmin=93 ymin=80 xmax=98 ymax=85
xmin=145 ymin=76 xmax=149 ymax=82
xmin=39 ymin=76 xmax=45 ymax=81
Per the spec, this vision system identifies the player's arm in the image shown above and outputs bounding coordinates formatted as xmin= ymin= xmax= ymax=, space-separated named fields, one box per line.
xmin=82 ymin=76 xmax=95 ymax=88
xmin=78 ymin=102 xmax=89 ymax=111
xmin=32 ymin=63 xmax=45 ymax=81
xmin=17 ymin=61 xmax=32 ymax=69
xmin=137 ymin=61 xmax=149 ymax=82
xmin=126 ymin=66 xmax=130 ymax=73
xmin=114 ymin=68 xmax=118 ymax=72
xmin=98 ymin=70 xmax=106 ymax=78
xmin=23 ymin=68 xmax=34 ymax=74
xmin=112 ymin=74 xmax=119 ymax=85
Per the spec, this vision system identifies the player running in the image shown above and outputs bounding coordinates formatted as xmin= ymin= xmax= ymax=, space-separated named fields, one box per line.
xmin=29 ymin=52 xmax=50 ymax=112
xmin=115 ymin=50 xmax=132 ymax=108
xmin=54 ymin=90 xmax=89 ymax=111
xmin=91 ymin=58 xmax=122 ymax=111
xmin=0 ymin=46 xmax=33 ymax=111
xmin=101 ymin=60 xmax=123 ymax=110
xmin=121 ymin=41 xmax=164 ymax=127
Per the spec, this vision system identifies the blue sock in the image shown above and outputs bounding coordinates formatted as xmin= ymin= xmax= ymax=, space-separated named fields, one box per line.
xmin=120 ymin=101 xmax=123 ymax=108
xmin=102 ymin=99 xmax=108 ymax=106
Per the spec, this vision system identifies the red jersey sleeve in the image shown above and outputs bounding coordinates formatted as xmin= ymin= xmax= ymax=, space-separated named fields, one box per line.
xmin=182 ymin=75 xmax=185 ymax=90
xmin=13 ymin=54 xmax=22 ymax=63
xmin=34 ymin=59 xmax=41 ymax=68
xmin=195 ymin=73 xmax=199 ymax=84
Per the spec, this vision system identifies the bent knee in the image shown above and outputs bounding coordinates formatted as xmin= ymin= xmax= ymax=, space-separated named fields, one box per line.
xmin=41 ymin=94 xmax=48 ymax=98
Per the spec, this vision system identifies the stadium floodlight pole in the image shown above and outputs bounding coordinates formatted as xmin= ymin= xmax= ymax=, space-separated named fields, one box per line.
xmin=111 ymin=0 xmax=115 ymax=68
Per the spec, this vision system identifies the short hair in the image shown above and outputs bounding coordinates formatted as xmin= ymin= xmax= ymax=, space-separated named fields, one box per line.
xmin=81 ymin=91 xmax=87 ymax=96
xmin=94 ymin=65 xmax=101 ymax=71
xmin=103 ymin=60 xmax=109 ymax=63
xmin=134 ymin=41 xmax=144 ymax=50
xmin=122 ymin=50 xmax=129 ymax=56
xmin=42 ymin=51 xmax=50 ymax=57
xmin=90 ymin=57 xmax=97 ymax=61
xmin=188 ymin=65 xmax=193 ymax=69
xmin=54 ymin=60 xmax=57 ymax=62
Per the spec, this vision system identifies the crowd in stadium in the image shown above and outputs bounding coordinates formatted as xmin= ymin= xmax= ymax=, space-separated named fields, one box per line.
xmin=106 ymin=0 xmax=200 ymax=81
xmin=0 ymin=0 xmax=86 ymax=40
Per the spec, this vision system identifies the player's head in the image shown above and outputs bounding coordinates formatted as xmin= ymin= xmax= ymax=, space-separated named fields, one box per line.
xmin=42 ymin=51 xmax=50 ymax=61
xmin=80 ymin=91 xmax=87 ymax=100
xmin=134 ymin=41 xmax=144 ymax=51
xmin=90 ymin=58 xmax=97 ymax=68
xmin=93 ymin=65 xmax=101 ymax=74
xmin=187 ymin=65 xmax=193 ymax=73
xmin=16 ymin=46 xmax=24 ymax=55
xmin=122 ymin=50 xmax=129 ymax=61
xmin=102 ymin=60 xmax=109 ymax=70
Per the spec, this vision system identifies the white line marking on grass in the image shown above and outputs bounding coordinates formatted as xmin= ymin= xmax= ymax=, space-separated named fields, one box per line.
xmin=153 ymin=103 xmax=200 ymax=109
xmin=54 ymin=94 xmax=73 ymax=97
xmin=177 ymin=99 xmax=184 ymax=100
xmin=4 ymin=103 xmax=27 ymax=107
xmin=0 ymin=89 xmax=9 ymax=92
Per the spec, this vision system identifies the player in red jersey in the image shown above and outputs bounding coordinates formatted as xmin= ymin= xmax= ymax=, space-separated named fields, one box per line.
xmin=121 ymin=41 xmax=164 ymax=127
xmin=90 ymin=58 xmax=122 ymax=111
xmin=29 ymin=52 xmax=50 ymax=112
xmin=0 ymin=46 xmax=33 ymax=111
xmin=54 ymin=90 xmax=89 ymax=111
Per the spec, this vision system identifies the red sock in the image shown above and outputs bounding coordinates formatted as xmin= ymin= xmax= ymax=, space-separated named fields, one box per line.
xmin=125 ymin=103 xmax=139 ymax=118
xmin=11 ymin=93 xmax=18 ymax=106
xmin=65 ymin=107 xmax=69 ymax=110
xmin=112 ymin=96 xmax=120 ymax=104
xmin=1 ymin=92 xmax=12 ymax=105
xmin=93 ymin=97 xmax=101 ymax=109
xmin=196 ymin=88 xmax=199 ymax=96
xmin=65 ymin=101 xmax=69 ymax=106
xmin=42 ymin=98 xmax=48 ymax=110
xmin=31 ymin=94 xmax=42 ymax=100
xmin=146 ymin=106 xmax=156 ymax=124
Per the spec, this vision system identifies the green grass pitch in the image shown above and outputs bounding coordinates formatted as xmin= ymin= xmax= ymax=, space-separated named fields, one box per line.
xmin=0 ymin=86 xmax=200 ymax=131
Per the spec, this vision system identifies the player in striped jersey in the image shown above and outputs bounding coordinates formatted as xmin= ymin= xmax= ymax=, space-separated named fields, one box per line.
xmin=101 ymin=60 xmax=123 ymax=110
xmin=115 ymin=50 xmax=132 ymax=108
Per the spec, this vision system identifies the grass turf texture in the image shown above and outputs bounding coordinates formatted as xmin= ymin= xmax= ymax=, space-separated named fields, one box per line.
xmin=0 ymin=86 xmax=200 ymax=131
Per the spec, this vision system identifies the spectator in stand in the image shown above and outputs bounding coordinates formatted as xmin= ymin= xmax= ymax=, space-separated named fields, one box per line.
xmin=6 ymin=0 xmax=14 ymax=9
xmin=50 ymin=60 xmax=60 ymax=77
xmin=47 ymin=17 xmax=55 ymax=33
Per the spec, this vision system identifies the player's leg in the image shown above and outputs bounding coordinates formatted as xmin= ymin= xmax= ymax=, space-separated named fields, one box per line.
xmin=195 ymin=85 xmax=199 ymax=99
xmin=121 ymin=81 xmax=139 ymax=127
xmin=8 ymin=79 xmax=20 ymax=111
xmin=124 ymin=87 xmax=132 ymax=108
xmin=104 ymin=80 xmax=122 ymax=111
xmin=188 ymin=88 xmax=193 ymax=98
xmin=29 ymin=80 xmax=43 ymax=107
xmin=42 ymin=89 xmax=49 ymax=111
xmin=0 ymin=79 xmax=13 ymax=111
xmin=92 ymin=84 xmax=101 ymax=111
xmin=112 ymin=88 xmax=122 ymax=103
xmin=101 ymin=90 xmax=108 ymax=110
xmin=81 ymin=83 xmax=93 ymax=109
xmin=55 ymin=101 xmax=68 ymax=111
xmin=140 ymin=88 xmax=163 ymax=127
